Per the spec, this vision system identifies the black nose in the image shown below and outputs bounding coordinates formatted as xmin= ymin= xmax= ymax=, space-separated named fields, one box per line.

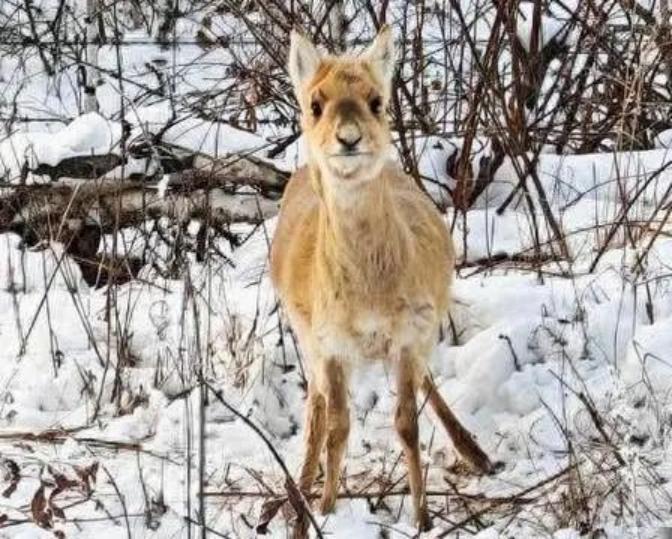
xmin=336 ymin=134 xmax=362 ymax=152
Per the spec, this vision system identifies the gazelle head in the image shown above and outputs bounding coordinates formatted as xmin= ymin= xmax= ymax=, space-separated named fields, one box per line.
xmin=288 ymin=26 xmax=396 ymax=183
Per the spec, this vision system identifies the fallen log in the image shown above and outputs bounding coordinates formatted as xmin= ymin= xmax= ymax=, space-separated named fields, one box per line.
xmin=4 ymin=181 xmax=280 ymax=228
xmin=1 ymin=150 xmax=289 ymax=233
xmin=0 ymin=151 xmax=288 ymax=286
xmin=32 ymin=154 xmax=123 ymax=181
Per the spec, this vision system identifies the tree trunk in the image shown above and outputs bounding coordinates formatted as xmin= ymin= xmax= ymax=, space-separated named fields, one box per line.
xmin=84 ymin=0 xmax=100 ymax=113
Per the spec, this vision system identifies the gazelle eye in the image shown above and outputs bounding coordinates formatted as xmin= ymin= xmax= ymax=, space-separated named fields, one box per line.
xmin=311 ymin=100 xmax=322 ymax=118
xmin=370 ymin=96 xmax=382 ymax=115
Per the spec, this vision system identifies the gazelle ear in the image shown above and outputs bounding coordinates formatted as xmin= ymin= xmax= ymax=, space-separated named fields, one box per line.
xmin=288 ymin=30 xmax=322 ymax=98
xmin=362 ymin=25 xmax=396 ymax=97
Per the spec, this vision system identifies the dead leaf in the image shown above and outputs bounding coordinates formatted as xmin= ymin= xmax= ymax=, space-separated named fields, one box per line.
xmin=1 ymin=459 xmax=20 ymax=498
xmin=256 ymin=496 xmax=287 ymax=534
xmin=31 ymin=485 xmax=52 ymax=529
xmin=51 ymin=504 xmax=65 ymax=520
xmin=73 ymin=462 xmax=98 ymax=494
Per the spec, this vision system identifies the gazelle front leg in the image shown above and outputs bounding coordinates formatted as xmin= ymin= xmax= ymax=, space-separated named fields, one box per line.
xmin=395 ymin=350 xmax=432 ymax=531
xmin=294 ymin=383 xmax=327 ymax=539
xmin=319 ymin=359 xmax=350 ymax=513
xmin=298 ymin=383 xmax=327 ymax=493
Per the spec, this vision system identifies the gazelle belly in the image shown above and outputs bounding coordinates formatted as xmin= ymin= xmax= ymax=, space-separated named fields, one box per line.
xmin=313 ymin=300 xmax=437 ymax=362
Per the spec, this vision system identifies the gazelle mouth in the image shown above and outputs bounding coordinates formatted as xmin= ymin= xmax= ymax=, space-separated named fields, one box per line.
xmin=329 ymin=151 xmax=372 ymax=158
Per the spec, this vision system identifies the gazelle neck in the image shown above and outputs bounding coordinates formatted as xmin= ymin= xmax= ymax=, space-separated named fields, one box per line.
xmin=312 ymin=162 xmax=408 ymax=294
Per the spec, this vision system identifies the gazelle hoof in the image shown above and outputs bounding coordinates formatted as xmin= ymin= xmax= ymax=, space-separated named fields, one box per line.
xmin=418 ymin=510 xmax=433 ymax=532
xmin=319 ymin=494 xmax=337 ymax=514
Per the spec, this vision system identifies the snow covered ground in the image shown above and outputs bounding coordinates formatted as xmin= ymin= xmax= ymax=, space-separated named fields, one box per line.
xmin=0 ymin=146 xmax=671 ymax=537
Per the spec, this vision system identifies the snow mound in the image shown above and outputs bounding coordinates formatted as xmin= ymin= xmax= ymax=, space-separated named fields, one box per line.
xmin=0 ymin=113 xmax=121 ymax=183
xmin=622 ymin=316 xmax=672 ymax=395
xmin=130 ymin=103 xmax=268 ymax=157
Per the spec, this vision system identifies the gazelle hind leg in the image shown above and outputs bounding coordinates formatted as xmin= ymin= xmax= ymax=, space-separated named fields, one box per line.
xmin=395 ymin=351 xmax=432 ymax=531
xmin=421 ymin=375 xmax=493 ymax=474
xmin=319 ymin=360 xmax=350 ymax=514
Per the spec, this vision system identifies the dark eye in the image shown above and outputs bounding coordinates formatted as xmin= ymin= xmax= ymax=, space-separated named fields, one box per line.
xmin=370 ymin=96 xmax=382 ymax=115
xmin=311 ymin=100 xmax=322 ymax=118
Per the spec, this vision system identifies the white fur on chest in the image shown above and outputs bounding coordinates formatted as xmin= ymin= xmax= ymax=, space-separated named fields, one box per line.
xmin=313 ymin=301 xmax=436 ymax=361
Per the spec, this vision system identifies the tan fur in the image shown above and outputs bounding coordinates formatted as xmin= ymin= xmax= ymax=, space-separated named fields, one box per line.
xmin=271 ymin=27 xmax=492 ymax=534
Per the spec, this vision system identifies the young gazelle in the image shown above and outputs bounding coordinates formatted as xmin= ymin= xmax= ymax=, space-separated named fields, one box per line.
xmin=270 ymin=26 xmax=492 ymax=531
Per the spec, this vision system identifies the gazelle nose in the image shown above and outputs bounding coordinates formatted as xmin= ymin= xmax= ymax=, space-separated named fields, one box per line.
xmin=336 ymin=124 xmax=362 ymax=152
